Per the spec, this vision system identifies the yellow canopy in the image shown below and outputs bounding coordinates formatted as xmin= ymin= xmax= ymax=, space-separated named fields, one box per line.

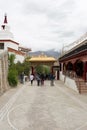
xmin=28 ymin=53 xmax=57 ymax=62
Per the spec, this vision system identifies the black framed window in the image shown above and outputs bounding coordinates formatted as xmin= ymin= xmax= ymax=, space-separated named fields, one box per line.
xmin=0 ymin=43 xmax=4 ymax=49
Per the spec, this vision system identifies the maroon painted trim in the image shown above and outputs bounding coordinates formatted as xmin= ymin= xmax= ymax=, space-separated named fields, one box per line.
xmin=0 ymin=39 xmax=19 ymax=45
xmin=59 ymin=50 xmax=87 ymax=62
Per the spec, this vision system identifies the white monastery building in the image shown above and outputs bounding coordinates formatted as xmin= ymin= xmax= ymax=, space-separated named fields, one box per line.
xmin=0 ymin=14 xmax=31 ymax=63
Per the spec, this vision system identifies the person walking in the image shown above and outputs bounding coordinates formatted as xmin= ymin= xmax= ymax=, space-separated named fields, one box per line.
xmin=50 ymin=73 xmax=55 ymax=86
xmin=20 ymin=72 xmax=24 ymax=84
xmin=40 ymin=73 xmax=44 ymax=86
xmin=36 ymin=74 xmax=41 ymax=86
xmin=30 ymin=74 xmax=34 ymax=85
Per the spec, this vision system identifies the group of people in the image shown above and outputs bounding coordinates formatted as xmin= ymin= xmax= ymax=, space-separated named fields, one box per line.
xmin=20 ymin=71 xmax=55 ymax=86
xmin=29 ymin=73 xmax=55 ymax=86
xmin=30 ymin=73 xmax=44 ymax=86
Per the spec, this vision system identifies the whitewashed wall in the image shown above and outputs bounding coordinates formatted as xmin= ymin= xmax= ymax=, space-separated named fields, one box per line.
xmin=4 ymin=42 xmax=19 ymax=50
xmin=59 ymin=71 xmax=78 ymax=92
xmin=15 ymin=54 xmax=25 ymax=63
xmin=60 ymin=71 xmax=65 ymax=81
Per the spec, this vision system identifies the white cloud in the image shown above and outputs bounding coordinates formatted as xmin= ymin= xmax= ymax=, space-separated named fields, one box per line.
xmin=0 ymin=0 xmax=87 ymax=51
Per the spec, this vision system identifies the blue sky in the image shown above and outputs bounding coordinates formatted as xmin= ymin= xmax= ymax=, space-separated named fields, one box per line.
xmin=0 ymin=0 xmax=87 ymax=51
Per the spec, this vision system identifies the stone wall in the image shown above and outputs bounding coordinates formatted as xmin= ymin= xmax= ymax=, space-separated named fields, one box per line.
xmin=0 ymin=51 xmax=9 ymax=95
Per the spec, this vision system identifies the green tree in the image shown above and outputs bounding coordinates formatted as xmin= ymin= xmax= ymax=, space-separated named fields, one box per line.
xmin=15 ymin=59 xmax=30 ymax=76
xmin=43 ymin=65 xmax=50 ymax=75
xmin=23 ymin=59 xmax=30 ymax=76
xmin=8 ymin=54 xmax=16 ymax=68
xmin=15 ymin=61 xmax=24 ymax=75
xmin=35 ymin=65 xmax=50 ymax=75
xmin=36 ymin=65 xmax=44 ymax=74
xmin=8 ymin=54 xmax=18 ymax=87
xmin=8 ymin=69 xmax=18 ymax=87
xmin=8 ymin=54 xmax=31 ymax=86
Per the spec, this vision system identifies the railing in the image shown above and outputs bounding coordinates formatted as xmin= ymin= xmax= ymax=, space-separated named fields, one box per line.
xmin=63 ymin=71 xmax=76 ymax=79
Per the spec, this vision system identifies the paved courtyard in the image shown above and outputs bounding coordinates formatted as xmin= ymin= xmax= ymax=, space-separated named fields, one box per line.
xmin=0 ymin=80 xmax=87 ymax=130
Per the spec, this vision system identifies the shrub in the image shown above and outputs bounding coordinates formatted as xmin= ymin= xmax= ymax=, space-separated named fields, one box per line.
xmin=8 ymin=69 xmax=18 ymax=87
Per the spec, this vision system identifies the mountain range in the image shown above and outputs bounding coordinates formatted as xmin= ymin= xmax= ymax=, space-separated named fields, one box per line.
xmin=29 ymin=49 xmax=60 ymax=59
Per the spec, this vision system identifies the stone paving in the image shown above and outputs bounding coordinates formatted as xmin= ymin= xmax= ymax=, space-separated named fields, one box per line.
xmin=0 ymin=80 xmax=87 ymax=130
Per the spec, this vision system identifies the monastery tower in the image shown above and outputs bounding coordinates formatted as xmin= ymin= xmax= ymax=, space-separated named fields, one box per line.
xmin=0 ymin=14 xmax=14 ymax=40
xmin=0 ymin=14 xmax=31 ymax=63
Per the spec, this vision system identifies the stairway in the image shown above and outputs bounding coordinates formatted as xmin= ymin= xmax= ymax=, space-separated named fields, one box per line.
xmin=75 ymin=78 xmax=87 ymax=94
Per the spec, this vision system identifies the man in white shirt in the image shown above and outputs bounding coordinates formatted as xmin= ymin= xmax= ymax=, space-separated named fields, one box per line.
xmin=30 ymin=74 xmax=34 ymax=85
